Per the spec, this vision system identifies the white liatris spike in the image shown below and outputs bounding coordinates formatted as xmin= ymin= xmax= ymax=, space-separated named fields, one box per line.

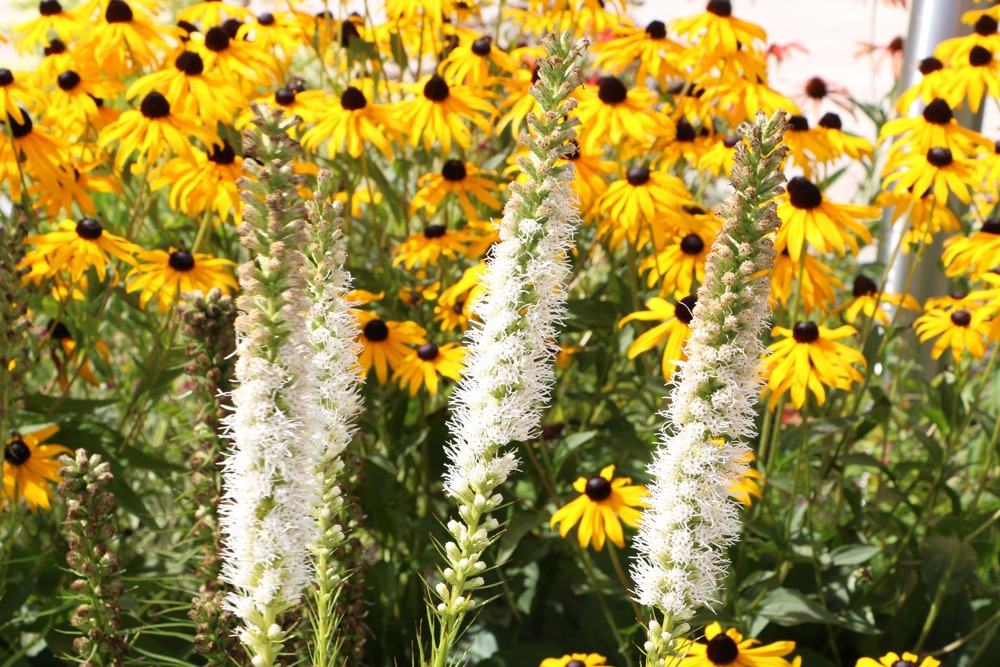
xmin=632 ymin=110 xmax=790 ymax=666
xmin=427 ymin=32 xmax=588 ymax=666
xmin=218 ymin=105 xmax=326 ymax=667
xmin=303 ymin=170 xmax=365 ymax=667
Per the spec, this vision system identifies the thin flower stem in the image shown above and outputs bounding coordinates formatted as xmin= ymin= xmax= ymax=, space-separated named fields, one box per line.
xmin=576 ymin=543 xmax=635 ymax=667
xmin=608 ymin=543 xmax=643 ymax=624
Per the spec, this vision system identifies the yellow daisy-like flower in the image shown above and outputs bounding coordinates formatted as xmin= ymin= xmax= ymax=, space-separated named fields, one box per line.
xmin=573 ymin=76 xmax=670 ymax=153
xmin=98 ymin=92 xmax=216 ymax=173
xmin=839 ymin=275 xmax=922 ymax=326
xmin=22 ymin=218 xmax=140 ymax=282
xmin=354 ymin=311 xmax=427 ymax=384
xmin=771 ymin=249 xmax=843 ymax=314
xmin=884 ymin=147 xmax=977 ymax=206
xmin=438 ymin=262 xmax=488 ymax=318
xmin=730 ymin=453 xmax=764 ymax=506
xmin=0 ymin=69 xmax=45 ymax=124
xmin=592 ymin=20 xmax=681 ymax=87
xmin=766 ymin=322 xmax=866 ymax=410
xmin=937 ymin=15 xmax=1000 ymax=67
xmin=236 ymin=85 xmax=327 ymax=131
xmin=675 ymin=622 xmax=795 ymax=667
xmin=301 ymin=84 xmax=404 ymax=159
xmin=914 ymin=306 xmax=990 ymax=362
xmin=655 ymin=118 xmax=715 ymax=168
xmin=175 ymin=0 xmax=253 ymax=30
xmin=30 ymin=157 xmax=120 ymax=220
xmin=393 ymin=223 xmax=471 ymax=270
xmin=31 ymin=38 xmax=74 ymax=86
xmin=897 ymin=57 xmax=949 ymax=113
xmin=549 ymin=464 xmax=648 ymax=551
xmin=713 ymin=75 xmax=800 ymax=131
xmin=540 ymin=654 xmax=610 ymax=667
xmin=0 ymin=110 xmax=71 ymax=201
xmin=880 ymin=98 xmax=991 ymax=163
xmin=188 ymin=25 xmax=279 ymax=90
xmin=942 ymin=219 xmax=1000 ymax=278
xmin=619 ymin=295 xmax=697 ymax=379
xmin=816 ymin=112 xmax=874 ymax=163
xmin=47 ymin=68 xmax=122 ymax=138
xmin=441 ymin=34 xmax=519 ymax=88
xmin=783 ymin=115 xmax=836 ymax=178
xmin=672 ymin=0 xmax=767 ymax=57
xmin=151 ymin=141 xmax=242 ymax=222
xmin=775 ymin=176 xmax=878 ymax=263
xmin=497 ymin=66 xmax=541 ymax=137
xmin=12 ymin=0 xmax=85 ymax=53
xmin=400 ymin=74 xmax=495 ymax=155
xmin=640 ymin=224 xmax=717 ymax=295
xmin=876 ymin=189 xmax=961 ymax=252
xmin=45 ymin=320 xmax=111 ymax=388
xmin=595 ymin=166 xmax=692 ymax=248
xmin=2 ymin=426 xmax=72 ymax=511
xmin=698 ymin=134 xmax=742 ymax=177
xmin=410 ymin=160 xmax=502 ymax=220
xmin=127 ymin=50 xmax=244 ymax=126
xmin=126 ymin=248 xmax=238 ymax=312
xmin=75 ymin=0 xmax=179 ymax=78
xmin=855 ymin=652 xmax=940 ymax=667
xmin=237 ymin=11 xmax=306 ymax=59
xmin=942 ymin=44 xmax=1000 ymax=112
xmin=391 ymin=342 xmax=465 ymax=396
xmin=562 ymin=139 xmax=616 ymax=211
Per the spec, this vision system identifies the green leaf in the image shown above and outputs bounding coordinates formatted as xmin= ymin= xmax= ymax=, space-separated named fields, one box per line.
xmin=757 ymin=588 xmax=837 ymax=625
xmin=828 ymin=544 xmax=880 ymax=567
xmin=496 ymin=511 xmax=545 ymax=566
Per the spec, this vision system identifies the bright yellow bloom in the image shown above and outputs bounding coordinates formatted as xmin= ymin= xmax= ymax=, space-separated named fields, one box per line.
xmin=410 ymin=160 xmax=501 ymax=220
xmin=22 ymin=218 xmax=140 ymax=283
xmin=839 ymin=275 xmax=922 ymax=326
xmin=572 ymin=76 xmax=669 ymax=153
xmin=915 ymin=306 xmax=990 ymax=361
xmin=730 ymin=453 xmax=764 ymax=506
xmin=354 ymin=311 xmax=427 ymax=384
xmin=884 ymin=147 xmax=978 ymax=205
xmin=943 ymin=220 xmax=1000 ymax=278
xmin=128 ymin=51 xmax=244 ymax=126
xmin=766 ymin=323 xmax=866 ymax=410
xmin=671 ymin=1 xmax=767 ymax=58
xmin=549 ymin=464 xmax=648 ymax=551
xmin=816 ymin=112 xmax=875 ymax=163
xmin=391 ymin=342 xmax=465 ymax=396
xmin=126 ymin=248 xmax=238 ymax=312
xmin=877 ymin=190 xmax=961 ymax=252
xmin=75 ymin=0 xmax=179 ymax=78
xmin=675 ymin=622 xmax=795 ymax=667
xmin=393 ymin=224 xmax=471 ymax=270
xmin=176 ymin=0 xmax=253 ymax=29
xmin=880 ymin=98 xmax=991 ymax=163
xmin=540 ymin=654 xmax=610 ymax=667
xmin=151 ymin=141 xmax=243 ymax=222
xmin=3 ymin=426 xmax=72 ymax=511
xmin=775 ymin=177 xmax=878 ymax=262
xmin=640 ymin=223 xmax=717 ymax=295
xmin=856 ymin=652 xmax=940 ymax=667
xmin=188 ymin=25 xmax=279 ymax=90
xmin=770 ymin=249 xmax=843 ymax=314
xmin=46 ymin=68 xmax=122 ymax=138
xmin=619 ymin=295 xmax=696 ymax=379
xmin=783 ymin=114 xmax=836 ymax=178
xmin=941 ymin=44 xmax=1000 ymax=112
xmin=896 ymin=57 xmax=949 ymax=113
xmin=0 ymin=111 xmax=71 ymax=200
xmin=0 ymin=69 xmax=45 ymax=124
xmin=12 ymin=0 xmax=85 ymax=53
xmin=440 ymin=34 xmax=519 ymax=88
xmin=400 ymin=74 xmax=495 ymax=154
xmin=592 ymin=20 xmax=682 ymax=87
xmin=301 ymin=84 xmax=404 ymax=159
xmin=595 ymin=167 xmax=693 ymax=248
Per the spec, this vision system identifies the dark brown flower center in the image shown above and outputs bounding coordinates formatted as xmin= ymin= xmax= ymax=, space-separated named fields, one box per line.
xmin=340 ymin=19 xmax=361 ymax=48
xmin=168 ymin=249 xmax=195 ymax=271
xmin=57 ymin=70 xmax=80 ymax=91
xmin=0 ymin=69 xmax=12 ymax=86
xmin=340 ymin=86 xmax=367 ymax=110
xmin=274 ymin=87 xmax=296 ymax=105
xmin=471 ymin=36 xmax=492 ymax=56
xmin=442 ymin=160 xmax=467 ymax=181
xmin=76 ymin=217 xmax=103 ymax=240
xmin=584 ymin=475 xmax=612 ymax=501
xmin=4 ymin=435 xmax=30 ymax=466
xmin=682 ymin=205 xmax=707 ymax=215
xmin=950 ymin=309 xmax=972 ymax=327
xmin=852 ymin=275 xmax=878 ymax=297
xmin=970 ymin=45 xmax=993 ymax=66
xmin=140 ymin=92 xmax=171 ymax=119
xmin=105 ymin=0 xmax=133 ymax=23
xmin=981 ymin=219 xmax=1000 ymax=234
xmin=222 ymin=17 xmax=242 ymax=39
xmin=676 ymin=119 xmax=697 ymax=142
xmin=919 ymin=56 xmax=943 ymax=75
xmin=257 ymin=11 xmax=275 ymax=26
xmin=40 ymin=0 xmax=63 ymax=16
xmin=204 ymin=26 xmax=231 ymax=52
xmin=177 ymin=20 xmax=198 ymax=38
xmin=787 ymin=176 xmax=822 ymax=209
xmin=922 ymin=98 xmax=952 ymax=124
xmin=44 ymin=39 xmax=66 ymax=55
xmin=706 ymin=0 xmax=732 ymax=18
xmin=818 ymin=112 xmax=842 ymax=130
xmin=788 ymin=115 xmax=810 ymax=131
xmin=975 ymin=15 xmax=998 ymax=36
xmin=597 ymin=75 xmax=628 ymax=104
xmin=793 ymin=321 xmax=820 ymax=343
xmin=9 ymin=111 xmax=32 ymax=138
xmin=627 ymin=167 xmax=651 ymax=186
xmin=680 ymin=234 xmax=705 ymax=255
xmin=705 ymin=633 xmax=740 ymax=665
xmin=804 ymin=76 xmax=828 ymax=100
xmin=423 ymin=74 xmax=450 ymax=101
xmin=889 ymin=36 xmax=904 ymax=52
xmin=50 ymin=321 xmax=72 ymax=340
xmin=675 ymin=294 xmax=697 ymax=324
xmin=646 ymin=20 xmax=667 ymax=39
xmin=363 ymin=319 xmax=389 ymax=342
xmin=424 ymin=224 xmax=447 ymax=239
xmin=926 ymin=147 xmax=954 ymax=167
xmin=209 ymin=141 xmax=236 ymax=164
xmin=416 ymin=342 xmax=439 ymax=361
xmin=453 ymin=299 xmax=465 ymax=314
xmin=175 ymin=50 xmax=205 ymax=75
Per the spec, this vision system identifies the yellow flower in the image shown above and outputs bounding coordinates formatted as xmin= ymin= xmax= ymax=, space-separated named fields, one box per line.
xmin=237 ymin=11 xmax=307 ymax=59
xmin=549 ymin=464 xmax=648 ymax=551
xmin=0 ymin=110 xmax=71 ymax=201
xmin=22 ymin=218 xmax=140 ymax=283
xmin=816 ymin=112 xmax=874 ymax=163
xmin=595 ymin=167 xmax=693 ymax=248
xmin=855 ymin=652 xmax=939 ymax=667
xmin=540 ymin=654 xmax=610 ymax=667
xmin=176 ymin=0 xmax=253 ymax=29
xmin=46 ymin=68 xmax=122 ymax=138
xmin=896 ymin=57 xmax=949 ymax=113
xmin=188 ymin=25 xmax=279 ymax=90
xmin=943 ymin=219 xmax=1000 ymax=278
xmin=783 ymin=114 xmax=836 ymax=178
xmin=640 ymin=224 xmax=717 ymax=295
xmin=941 ymin=44 xmax=1000 ymax=112
xmin=151 ymin=141 xmax=243 ymax=222
xmin=440 ymin=34 xmax=519 ymax=88
xmin=0 ymin=69 xmax=45 ymax=124
xmin=884 ymin=147 xmax=978 ymax=206
xmin=766 ymin=322 xmax=866 ymax=410
xmin=126 ymin=248 xmax=238 ymax=312
xmin=301 ymin=83 xmax=404 ymax=159
xmin=593 ymin=20 xmax=681 ymax=88
xmin=98 ymin=92 xmax=216 ymax=173
xmin=675 ymin=622 xmax=795 ymax=667
xmin=128 ymin=51 xmax=245 ymax=126
xmin=75 ymin=0 xmax=179 ymax=78
xmin=411 ymin=160 xmax=502 ymax=220
xmin=2 ymin=426 xmax=72 ymax=511
xmin=391 ymin=342 xmax=465 ymax=396
xmin=775 ymin=177 xmax=878 ymax=263
xmin=770 ymin=249 xmax=843 ymax=314
xmin=730 ymin=453 xmax=764 ymax=506
xmin=936 ymin=15 xmax=1000 ymax=67
xmin=400 ymin=74 xmax=495 ymax=154
xmin=12 ymin=0 xmax=85 ymax=53
xmin=45 ymin=321 xmax=111 ymax=388
xmin=876 ymin=190 xmax=961 ymax=252
xmin=619 ymin=295 xmax=696 ymax=379
xmin=573 ymin=76 xmax=669 ymax=153
xmin=354 ymin=311 xmax=427 ymax=384
xmin=880 ymin=98 xmax=991 ymax=163
xmin=393 ymin=224 xmax=471 ymax=270
xmin=839 ymin=275 xmax=922 ymax=326
xmin=671 ymin=0 xmax=767 ymax=59
xmin=914 ymin=306 xmax=990 ymax=362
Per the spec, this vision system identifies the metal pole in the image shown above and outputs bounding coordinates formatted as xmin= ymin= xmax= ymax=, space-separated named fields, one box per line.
xmin=880 ymin=0 xmax=981 ymax=300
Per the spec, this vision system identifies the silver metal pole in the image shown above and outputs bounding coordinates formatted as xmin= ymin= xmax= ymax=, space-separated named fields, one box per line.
xmin=880 ymin=0 xmax=981 ymax=300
